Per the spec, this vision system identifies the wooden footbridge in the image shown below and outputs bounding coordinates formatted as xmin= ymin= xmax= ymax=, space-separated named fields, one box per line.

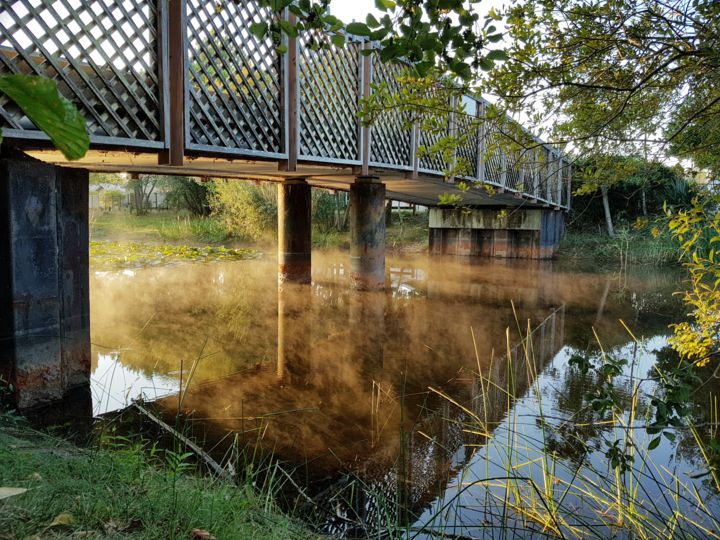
xmin=0 ymin=0 xmax=571 ymax=209
xmin=0 ymin=0 xmax=573 ymax=411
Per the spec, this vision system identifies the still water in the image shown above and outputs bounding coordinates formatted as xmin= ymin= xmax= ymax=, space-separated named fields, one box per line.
xmin=89 ymin=252 xmax=719 ymax=537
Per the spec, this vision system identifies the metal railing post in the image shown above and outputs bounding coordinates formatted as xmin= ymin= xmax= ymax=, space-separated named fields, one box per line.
xmin=280 ymin=10 xmax=298 ymax=172
xmin=556 ymin=158 xmax=564 ymax=205
xmin=500 ymin=149 xmax=507 ymax=190
xmin=534 ymin=146 xmax=541 ymax=200
xmin=476 ymin=100 xmax=485 ymax=185
xmin=359 ymin=41 xmax=372 ymax=176
xmin=447 ymin=94 xmax=457 ymax=183
xmin=159 ymin=0 xmax=187 ymax=166
xmin=567 ymin=163 xmax=573 ymax=211
xmin=546 ymin=152 xmax=554 ymax=202
xmin=410 ymin=123 xmax=419 ymax=179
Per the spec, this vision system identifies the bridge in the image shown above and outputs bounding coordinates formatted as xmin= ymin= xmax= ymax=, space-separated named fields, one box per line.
xmin=0 ymin=0 xmax=571 ymax=410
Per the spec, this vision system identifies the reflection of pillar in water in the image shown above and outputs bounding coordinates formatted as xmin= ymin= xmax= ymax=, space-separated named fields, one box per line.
xmin=348 ymin=291 xmax=386 ymax=375
xmin=277 ymin=282 xmax=311 ymax=383
xmin=549 ymin=309 xmax=557 ymax=357
xmin=557 ymin=305 xmax=566 ymax=352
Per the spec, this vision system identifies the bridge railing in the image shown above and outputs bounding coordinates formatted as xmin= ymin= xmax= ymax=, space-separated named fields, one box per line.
xmin=0 ymin=0 xmax=571 ymax=208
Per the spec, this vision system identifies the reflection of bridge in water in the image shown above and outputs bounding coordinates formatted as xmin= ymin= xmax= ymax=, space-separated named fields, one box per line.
xmin=146 ymin=264 xmax=566 ymax=536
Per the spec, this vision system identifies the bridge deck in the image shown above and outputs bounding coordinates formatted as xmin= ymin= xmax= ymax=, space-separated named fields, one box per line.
xmin=29 ymin=148 xmax=548 ymax=208
xmin=2 ymin=0 xmax=571 ymax=209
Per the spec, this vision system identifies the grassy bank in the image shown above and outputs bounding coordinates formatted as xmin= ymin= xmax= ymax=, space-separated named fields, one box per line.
xmin=91 ymin=210 xmax=430 ymax=253
xmin=91 ymin=212 xmax=232 ymax=245
xmin=558 ymin=229 xmax=682 ymax=265
xmin=0 ymin=415 xmax=312 ymax=540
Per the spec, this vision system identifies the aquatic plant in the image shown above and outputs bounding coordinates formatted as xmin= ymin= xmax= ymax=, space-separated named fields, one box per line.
xmin=89 ymin=241 xmax=259 ymax=270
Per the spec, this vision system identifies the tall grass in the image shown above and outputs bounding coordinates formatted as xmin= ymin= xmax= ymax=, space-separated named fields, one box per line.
xmin=411 ymin=313 xmax=720 ymax=539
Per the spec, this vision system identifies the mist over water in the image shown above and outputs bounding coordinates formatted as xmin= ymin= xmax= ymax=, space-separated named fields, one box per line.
xmin=89 ymin=252 xmax=705 ymax=535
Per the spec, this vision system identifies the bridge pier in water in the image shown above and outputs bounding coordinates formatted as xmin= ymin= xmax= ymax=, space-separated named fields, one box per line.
xmin=0 ymin=154 xmax=91 ymax=412
xmin=277 ymin=179 xmax=312 ymax=284
xmin=428 ymin=207 xmax=565 ymax=259
xmin=349 ymin=177 xmax=386 ymax=291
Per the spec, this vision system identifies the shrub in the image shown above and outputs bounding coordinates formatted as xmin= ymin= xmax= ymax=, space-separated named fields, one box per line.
xmin=210 ymin=180 xmax=277 ymax=241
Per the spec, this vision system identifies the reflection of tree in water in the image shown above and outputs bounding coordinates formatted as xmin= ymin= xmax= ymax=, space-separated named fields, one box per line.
xmin=653 ymin=345 xmax=720 ymax=487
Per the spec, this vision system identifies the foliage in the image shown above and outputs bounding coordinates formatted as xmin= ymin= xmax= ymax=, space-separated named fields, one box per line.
xmin=90 ymin=172 xmax=127 ymax=186
xmin=90 ymin=241 xmax=258 ymax=270
xmin=246 ymin=0 xmax=507 ymax=81
xmin=559 ymin=229 xmax=681 ymax=266
xmin=165 ymin=177 xmax=213 ymax=217
xmin=491 ymin=0 xmax=719 ymax=154
xmin=210 ymin=180 xmax=278 ymax=241
xmin=312 ymin=189 xmax=342 ymax=233
xmin=570 ymin=155 xmax=694 ymax=231
xmin=0 ymin=74 xmax=89 ymax=160
xmin=667 ymin=192 xmax=720 ymax=367
xmin=99 ymin=189 xmax=125 ymax=210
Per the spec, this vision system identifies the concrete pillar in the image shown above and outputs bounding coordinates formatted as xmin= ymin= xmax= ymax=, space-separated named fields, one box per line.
xmin=0 ymin=155 xmax=90 ymax=412
xmin=277 ymin=179 xmax=311 ymax=284
xmin=349 ymin=177 xmax=386 ymax=291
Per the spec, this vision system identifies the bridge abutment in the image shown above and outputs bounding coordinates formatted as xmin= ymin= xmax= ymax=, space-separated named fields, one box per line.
xmin=350 ymin=177 xmax=386 ymax=291
xmin=277 ymin=179 xmax=312 ymax=284
xmin=0 ymin=155 xmax=91 ymax=411
xmin=428 ymin=207 xmax=564 ymax=259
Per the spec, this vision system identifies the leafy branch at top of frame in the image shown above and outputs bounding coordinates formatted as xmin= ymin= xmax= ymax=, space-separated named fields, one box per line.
xmin=0 ymin=74 xmax=89 ymax=161
xmin=241 ymin=0 xmax=509 ymax=82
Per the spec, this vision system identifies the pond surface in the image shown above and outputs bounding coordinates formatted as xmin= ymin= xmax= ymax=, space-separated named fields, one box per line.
xmin=89 ymin=252 xmax=719 ymax=537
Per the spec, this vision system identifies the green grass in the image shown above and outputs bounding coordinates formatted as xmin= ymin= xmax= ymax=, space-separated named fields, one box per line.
xmin=0 ymin=415 xmax=312 ymax=540
xmin=90 ymin=212 xmax=231 ymax=245
xmin=559 ymin=229 xmax=682 ymax=266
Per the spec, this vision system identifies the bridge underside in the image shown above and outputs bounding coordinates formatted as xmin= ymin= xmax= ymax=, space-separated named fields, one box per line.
xmin=27 ymin=149 xmax=550 ymax=209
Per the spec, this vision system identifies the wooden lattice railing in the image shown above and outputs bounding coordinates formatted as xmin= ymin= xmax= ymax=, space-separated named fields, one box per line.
xmin=0 ymin=0 xmax=571 ymax=208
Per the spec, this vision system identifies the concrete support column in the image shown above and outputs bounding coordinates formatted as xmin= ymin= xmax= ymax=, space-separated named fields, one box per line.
xmin=349 ymin=177 xmax=386 ymax=291
xmin=0 ymin=155 xmax=91 ymax=412
xmin=277 ymin=179 xmax=311 ymax=284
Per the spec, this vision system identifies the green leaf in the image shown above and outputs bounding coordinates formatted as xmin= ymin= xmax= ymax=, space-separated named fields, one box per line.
xmin=346 ymin=22 xmax=371 ymax=37
xmin=379 ymin=43 xmax=398 ymax=62
xmin=249 ymin=22 xmax=268 ymax=39
xmin=375 ymin=0 xmax=396 ymax=11
xmin=0 ymin=74 xmax=88 ymax=161
xmin=366 ymin=13 xmax=380 ymax=27
xmin=486 ymin=49 xmax=509 ymax=62
xmin=330 ymin=33 xmax=346 ymax=48
xmin=279 ymin=19 xmax=298 ymax=38
xmin=647 ymin=437 xmax=661 ymax=451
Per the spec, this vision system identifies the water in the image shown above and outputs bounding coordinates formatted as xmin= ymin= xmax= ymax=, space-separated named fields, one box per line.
xmin=89 ymin=252 xmax=719 ymax=536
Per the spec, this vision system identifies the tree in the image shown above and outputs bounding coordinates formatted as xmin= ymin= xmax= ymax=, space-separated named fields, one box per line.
xmin=128 ymin=174 xmax=162 ymax=215
xmin=488 ymin=0 xmax=719 ymax=165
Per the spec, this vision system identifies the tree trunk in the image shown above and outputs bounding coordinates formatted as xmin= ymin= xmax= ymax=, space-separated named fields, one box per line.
xmin=641 ymin=187 xmax=647 ymax=217
xmin=385 ymin=200 xmax=393 ymax=227
xmin=334 ymin=191 xmax=342 ymax=229
xmin=601 ymin=185 xmax=615 ymax=238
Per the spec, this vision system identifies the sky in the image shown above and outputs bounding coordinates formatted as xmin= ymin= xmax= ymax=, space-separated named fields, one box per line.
xmin=329 ymin=0 xmax=380 ymax=23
